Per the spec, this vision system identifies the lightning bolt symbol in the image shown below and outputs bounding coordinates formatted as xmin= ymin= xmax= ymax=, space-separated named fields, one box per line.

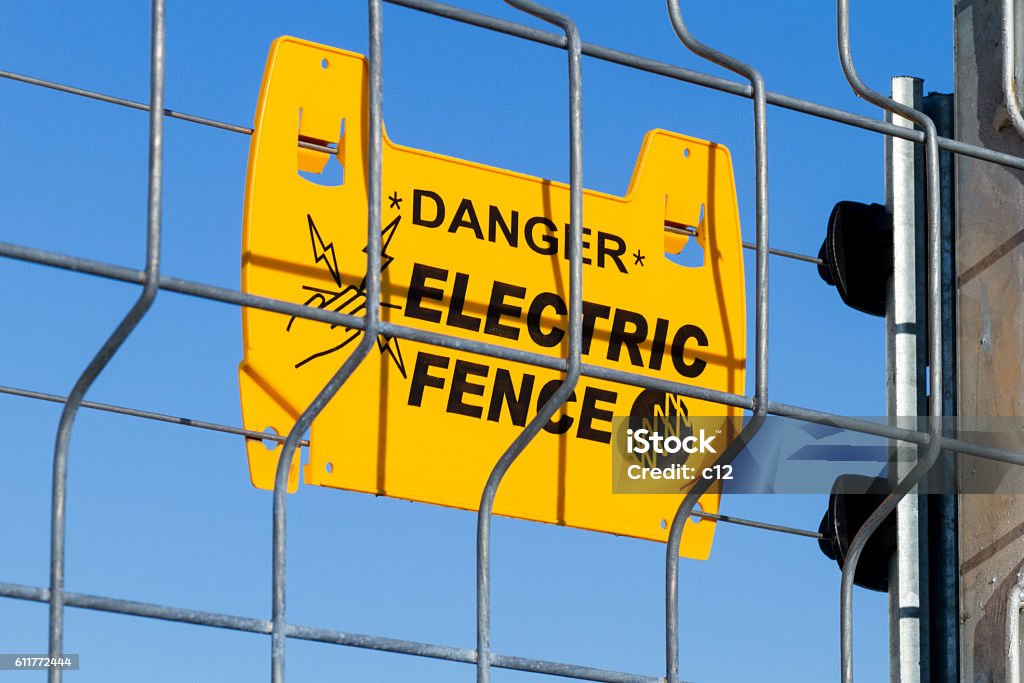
xmin=308 ymin=214 xmax=341 ymax=287
xmin=363 ymin=214 xmax=406 ymax=377
xmin=291 ymin=207 xmax=407 ymax=378
xmin=360 ymin=213 xmax=400 ymax=286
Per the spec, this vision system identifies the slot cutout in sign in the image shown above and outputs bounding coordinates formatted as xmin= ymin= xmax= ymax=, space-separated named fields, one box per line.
xmin=239 ymin=37 xmax=746 ymax=559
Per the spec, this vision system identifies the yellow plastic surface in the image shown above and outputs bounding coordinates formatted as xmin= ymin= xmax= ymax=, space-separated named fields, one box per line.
xmin=239 ymin=37 xmax=746 ymax=560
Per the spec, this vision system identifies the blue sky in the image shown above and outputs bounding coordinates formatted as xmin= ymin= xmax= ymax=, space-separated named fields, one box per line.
xmin=0 ymin=1 xmax=953 ymax=681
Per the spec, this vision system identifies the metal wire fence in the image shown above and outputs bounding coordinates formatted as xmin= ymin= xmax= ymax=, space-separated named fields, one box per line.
xmin=1 ymin=1 xmax=1022 ymax=681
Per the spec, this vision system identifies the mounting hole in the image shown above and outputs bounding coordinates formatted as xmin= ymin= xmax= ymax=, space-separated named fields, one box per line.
xmin=325 ymin=462 xmax=334 ymax=474
xmin=690 ymin=502 xmax=704 ymax=524
xmin=321 ymin=58 xmax=329 ymax=69
xmin=683 ymin=148 xmax=690 ymax=158
xmin=660 ymin=519 xmax=667 ymax=530
xmin=261 ymin=427 xmax=280 ymax=452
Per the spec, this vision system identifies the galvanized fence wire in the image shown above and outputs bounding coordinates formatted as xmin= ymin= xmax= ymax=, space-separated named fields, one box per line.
xmin=661 ymin=4 xmax=769 ymax=683
xmin=269 ymin=2 xmax=386 ymax=680
xmin=834 ymin=2 xmax=945 ymax=681
xmin=475 ymin=2 xmax=583 ymax=680
xmin=44 ymin=1 xmax=164 ymax=681
xmin=0 ymin=0 xmax=1021 ymax=681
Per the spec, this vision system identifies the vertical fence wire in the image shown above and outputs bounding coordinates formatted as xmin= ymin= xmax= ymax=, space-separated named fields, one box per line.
xmin=1002 ymin=0 xmax=1024 ymax=139
xmin=269 ymin=1 xmax=385 ymax=680
xmin=474 ymin=2 xmax=583 ymax=681
xmin=834 ymin=1 xmax=945 ymax=681
xmin=46 ymin=2 xmax=165 ymax=681
xmin=662 ymin=2 xmax=769 ymax=681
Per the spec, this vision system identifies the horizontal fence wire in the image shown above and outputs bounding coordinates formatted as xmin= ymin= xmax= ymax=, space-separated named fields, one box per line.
xmin=664 ymin=224 xmax=823 ymax=264
xmin=387 ymin=0 xmax=1024 ymax=172
xmin=0 ymin=380 xmax=821 ymax=539
xmin=6 ymin=5 xmax=1024 ymax=172
xmin=0 ymin=384 xmax=308 ymax=447
xmin=0 ymin=384 xmax=820 ymax=543
xmin=2 ymin=237 xmax=1021 ymax=467
xmin=0 ymin=68 xmax=825 ymax=265
xmin=1 ymin=0 xmax=1022 ymax=681
xmin=0 ymin=581 xmax=668 ymax=683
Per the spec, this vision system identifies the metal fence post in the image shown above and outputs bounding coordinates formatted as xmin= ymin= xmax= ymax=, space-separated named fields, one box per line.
xmin=922 ymin=89 xmax=958 ymax=683
xmin=885 ymin=76 xmax=927 ymax=683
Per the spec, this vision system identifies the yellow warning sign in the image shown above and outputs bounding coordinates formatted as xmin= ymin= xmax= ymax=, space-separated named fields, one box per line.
xmin=239 ymin=37 xmax=746 ymax=559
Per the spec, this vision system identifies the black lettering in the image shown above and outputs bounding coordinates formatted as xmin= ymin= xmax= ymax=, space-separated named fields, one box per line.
xmin=446 ymin=272 xmax=481 ymax=332
xmin=447 ymin=360 xmax=489 ymax=418
xmin=486 ymin=368 xmax=535 ymax=426
xmin=527 ymin=292 xmax=567 ymax=348
xmin=408 ymin=352 xmax=449 ymax=407
xmin=488 ymin=206 xmax=518 ymax=247
xmin=649 ymin=318 xmax=670 ymax=371
xmin=607 ymin=308 xmax=648 ymax=367
xmin=405 ymin=263 xmax=447 ymax=324
xmin=578 ymin=386 xmax=616 ymax=444
xmin=485 ymin=282 xmax=525 ymax=340
xmin=562 ymin=225 xmax=592 ymax=265
xmin=581 ymin=301 xmax=611 ymax=354
xmin=538 ymin=379 xmax=577 ymax=434
xmin=449 ymin=198 xmax=483 ymax=239
xmin=525 ymin=216 xmax=558 ymax=255
xmin=670 ymin=324 xmax=709 ymax=378
xmin=412 ymin=189 xmax=445 ymax=228
xmin=597 ymin=231 xmax=628 ymax=273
